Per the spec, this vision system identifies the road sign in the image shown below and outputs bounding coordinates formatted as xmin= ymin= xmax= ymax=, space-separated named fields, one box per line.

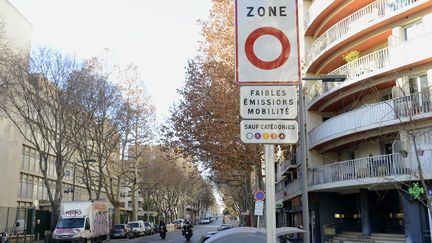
xmin=240 ymin=120 xmax=298 ymax=144
xmin=254 ymin=201 xmax=264 ymax=216
xmin=235 ymin=0 xmax=300 ymax=85
xmin=240 ymin=86 xmax=297 ymax=119
xmin=254 ymin=190 xmax=266 ymax=201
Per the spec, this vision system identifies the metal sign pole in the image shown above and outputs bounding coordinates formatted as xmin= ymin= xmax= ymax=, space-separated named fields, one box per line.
xmin=257 ymin=215 xmax=260 ymax=228
xmin=265 ymin=144 xmax=276 ymax=243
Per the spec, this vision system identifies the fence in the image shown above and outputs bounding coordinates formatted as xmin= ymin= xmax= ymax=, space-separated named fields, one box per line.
xmin=0 ymin=207 xmax=51 ymax=243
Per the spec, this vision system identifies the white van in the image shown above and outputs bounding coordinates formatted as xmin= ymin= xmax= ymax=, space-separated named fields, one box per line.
xmin=52 ymin=201 xmax=110 ymax=243
xmin=127 ymin=221 xmax=145 ymax=237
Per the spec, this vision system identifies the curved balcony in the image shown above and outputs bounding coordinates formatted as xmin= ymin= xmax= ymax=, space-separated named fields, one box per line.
xmin=305 ymin=0 xmax=428 ymax=71
xmin=309 ymin=89 xmax=432 ymax=149
xmin=309 ymin=153 xmax=412 ymax=190
xmin=307 ymin=30 xmax=432 ymax=111
xmin=308 ymin=47 xmax=389 ymax=106
xmin=304 ymin=0 xmax=334 ymax=31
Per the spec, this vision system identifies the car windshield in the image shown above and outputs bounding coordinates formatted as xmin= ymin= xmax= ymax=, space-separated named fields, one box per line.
xmin=128 ymin=223 xmax=139 ymax=228
xmin=57 ymin=218 xmax=85 ymax=229
xmin=114 ymin=225 xmax=125 ymax=229
xmin=144 ymin=222 xmax=150 ymax=226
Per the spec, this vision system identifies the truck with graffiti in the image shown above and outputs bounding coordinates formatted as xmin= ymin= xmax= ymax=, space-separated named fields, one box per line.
xmin=52 ymin=201 xmax=110 ymax=243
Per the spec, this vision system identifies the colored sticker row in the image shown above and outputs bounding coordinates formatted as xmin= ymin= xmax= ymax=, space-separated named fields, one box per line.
xmin=246 ymin=132 xmax=286 ymax=140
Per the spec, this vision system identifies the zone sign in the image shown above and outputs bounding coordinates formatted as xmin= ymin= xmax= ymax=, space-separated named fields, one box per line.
xmin=235 ymin=0 xmax=300 ymax=85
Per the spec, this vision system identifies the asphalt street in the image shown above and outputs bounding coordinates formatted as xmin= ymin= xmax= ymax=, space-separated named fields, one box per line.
xmin=108 ymin=220 xmax=221 ymax=243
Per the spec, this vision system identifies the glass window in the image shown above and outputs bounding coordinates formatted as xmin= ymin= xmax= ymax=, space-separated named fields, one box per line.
xmin=27 ymin=175 xmax=34 ymax=199
xmin=404 ymin=21 xmax=423 ymax=41
xmin=57 ymin=218 xmax=85 ymax=229
xmin=20 ymin=174 xmax=27 ymax=198
xmin=409 ymin=74 xmax=428 ymax=94
xmin=38 ymin=179 xmax=43 ymax=200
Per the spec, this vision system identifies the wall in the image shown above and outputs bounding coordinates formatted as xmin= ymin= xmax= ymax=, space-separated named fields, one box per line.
xmin=0 ymin=0 xmax=32 ymax=51
xmin=0 ymin=0 xmax=32 ymax=207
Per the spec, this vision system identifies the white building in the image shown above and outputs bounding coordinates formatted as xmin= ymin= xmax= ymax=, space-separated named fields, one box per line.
xmin=276 ymin=1 xmax=432 ymax=242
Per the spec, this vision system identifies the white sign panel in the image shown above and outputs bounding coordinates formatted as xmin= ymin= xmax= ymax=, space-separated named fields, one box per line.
xmin=240 ymin=86 xmax=297 ymax=119
xmin=235 ymin=0 xmax=300 ymax=84
xmin=240 ymin=120 xmax=298 ymax=144
xmin=255 ymin=201 xmax=264 ymax=216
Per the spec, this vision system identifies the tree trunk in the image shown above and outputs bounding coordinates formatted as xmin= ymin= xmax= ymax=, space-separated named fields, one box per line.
xmin=131 ymin=183 xmax=138 ymax=221
xmin=114 ymin=204 xmax=121 ymax=224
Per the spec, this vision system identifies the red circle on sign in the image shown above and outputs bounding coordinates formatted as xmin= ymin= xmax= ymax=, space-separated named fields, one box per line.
xmin=245 ymin=27 xmax=291 ymax=70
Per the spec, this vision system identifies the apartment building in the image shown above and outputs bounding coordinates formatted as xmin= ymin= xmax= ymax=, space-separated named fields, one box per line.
xmin=276 ymin=0 xmax=432 ymax=242
xmin=0 ymin=1 xmax=108 ymax=211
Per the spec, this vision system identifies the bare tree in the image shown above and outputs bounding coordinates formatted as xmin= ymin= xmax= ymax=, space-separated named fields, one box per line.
xmin=0 ymin=48 xmax=83 ymax=227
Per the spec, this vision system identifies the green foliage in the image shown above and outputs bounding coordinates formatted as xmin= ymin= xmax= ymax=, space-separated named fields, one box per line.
xmin=223 ymin=208 xmax=230 ymax=216
xmin=342 ymin=50 xmax=360 ymax=63
xmin=409 ymin=182 xmax=424 ymax=200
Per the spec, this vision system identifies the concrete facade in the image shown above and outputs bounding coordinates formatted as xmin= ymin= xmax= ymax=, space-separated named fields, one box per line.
xmin=0 ymin=0 xmax=32 ymax=208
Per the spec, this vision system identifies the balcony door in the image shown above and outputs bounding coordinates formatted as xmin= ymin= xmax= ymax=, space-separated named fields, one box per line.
xmin=409 ymin=74 xmax=430 ymax=113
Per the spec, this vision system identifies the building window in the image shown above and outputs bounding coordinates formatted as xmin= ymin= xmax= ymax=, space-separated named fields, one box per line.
xmin=404 ymin=20 xmax=423 ymax=41
xmin=409 ymin=74 xmax=428 ymax=94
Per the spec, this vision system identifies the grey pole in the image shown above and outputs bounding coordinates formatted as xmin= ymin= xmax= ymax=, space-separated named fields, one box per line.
xmin=72 ymin=162 xmax=76 ymax=201
xmin=299 ymin=82 xmax=310 ymax=243
xmin=265 ymin=144 xmax=276 ymax=243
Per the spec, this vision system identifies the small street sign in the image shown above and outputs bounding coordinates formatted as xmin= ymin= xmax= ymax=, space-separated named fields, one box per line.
xmin=254 ymin=201 xmax=264 ymax=216
xmin=240 ymin=120 xmax=298 ymax=144
xmin=254 ymin=190 xmax=266 ymax=201
xmin=240 ymin=86 xmax=297 ymax=119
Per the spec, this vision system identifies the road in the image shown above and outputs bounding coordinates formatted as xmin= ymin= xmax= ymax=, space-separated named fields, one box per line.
xmin=108 ymin=220 xmax=221 ymax=243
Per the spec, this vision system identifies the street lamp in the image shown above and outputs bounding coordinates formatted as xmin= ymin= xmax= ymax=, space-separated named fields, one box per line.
xmin=71 ymin=159 xmax=97 ymax=201
xmin=299 ymin=75 xmax=346 ymax=243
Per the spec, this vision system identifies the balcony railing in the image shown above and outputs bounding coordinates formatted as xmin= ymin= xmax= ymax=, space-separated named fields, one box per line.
xmin=309 ymin=89 xmax=432 ymax=147
xmin=310 ymin=153 xmax=410 ymax=185
xmin=308 ymin=48 xmax=389 ymax=103
xmin=280 ymin=158 xmax=297 ymax=175
xmin=305 ymin=0 xmax=424 ymax=67
xmin=304 ymin=0 xmax=334 ymax=29
xmin=286 ymin=177 xmax=301 ymax=199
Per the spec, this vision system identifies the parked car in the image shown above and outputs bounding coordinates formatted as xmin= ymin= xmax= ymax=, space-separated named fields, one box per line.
xmin=205 ymin=227 xmax=305 ymax=243
xmin=110 ymin=224 xmax=133 ymax=239
xmin=128 ymin=220 xmax=145 ymax=237
xmin=149 ymin=222 xmax=158 ymax=233
xmin=173 ymin=219 xmax=184 ymax=229
xmin=201 ymin=217 xmax=211 ymax=224
xmin=143 ymin=221 xmax=154 ymax=235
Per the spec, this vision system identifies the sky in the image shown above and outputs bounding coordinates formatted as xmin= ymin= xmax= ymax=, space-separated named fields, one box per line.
xmin=9 ymin=0 xmax=224 ymax=212
xmin=9 ymin=0 xmax=212 ymax=123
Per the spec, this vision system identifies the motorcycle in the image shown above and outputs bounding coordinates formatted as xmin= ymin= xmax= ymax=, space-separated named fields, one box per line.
xmin=182 ymin=227 xmax=193 ymax=242
xmin=159 ymin=225 xmax=167 ymax=240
